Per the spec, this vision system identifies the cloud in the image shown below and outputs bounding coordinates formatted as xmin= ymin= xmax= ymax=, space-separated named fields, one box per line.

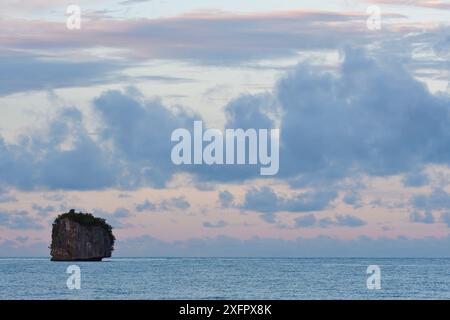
xmin=343 ymin=191 xmax=363 ymax=208
xmin=0 ymin=187 xmax=17 ymax=203
xmin=241 ymin=187 xmax=279 ymax=222
xmin=42 ymin=193 xmax=65 ymax=202
xmin=411 ymin=189 xmax=450 ymax=211
xmin=333 ymin=215 xmax=367 ymax=227
xmin=370 ymin=198 xmax=405 ymax=210
xmin=402 ymin=170 xmax=429 ymax=187
xmin=0 ymin=107 xmax=118 ymax=191
xmin=112 ymin=208 xmax=131 ymax=218
xmin=93 ymin=89 xmax=199 ymax=188
xmin=294 ymin=214 xmax=366 ymax=228
xmin=409 ymin=211 xmax=435 ymax=224
xmin=160 ymin=197 xmax=191 ymax=210
xmin=135 ymin=197 xmax=191 ymax=212
xmin=440 ymin=212 xmax=450 ymax=227
xmin=135 ymin=200 xmax=157 ymax=212
xmin=1 ymin=48 xmax=450 ymax=192
xmin=224 ymin=93 xmax=277 ymax=130
xmin=0 ymin=52 xmax=122 ymax=96
xmin=0 ymin=194 xmax=17 ymax=203
xmin=15 ymin=236 xmax=29 ymax=243
xmin=32 ymin=204 xmax=55 ymax=217
xmin=93 ymin=207 xmax=133 ymax=229
xmin=275 ymin=47 xmax=450 ymax=187
xmin=0 ymin=210 xmax=43 ymax=230
xmin=242 ymin=186 xmax=337 ymax=214
xmin=203 ymin=220 xmax=227 ymax=228
xmin=0 ymin=49 xmax=196 ymax=96
xmin=0 ymin=11 xmax=390 ymax=63
xmin=188 ymin=47 xmax=450 ymax=187
xmin=0 ymin=89 xmax=198 ymax=190
xmin=119 ymin=0 xmax=151 ymax=5
xmin=373 ymin=0 xmax=450 ymax=10
xmin=118 ymin=193 xmax=132 ymax=198
xmin=218 ymin=190 xmax=235 ymax=208
xmin=294 ymin=215 xmax=316 ymax=228
xmin=432 ymin=31 xmax=450 ymax=60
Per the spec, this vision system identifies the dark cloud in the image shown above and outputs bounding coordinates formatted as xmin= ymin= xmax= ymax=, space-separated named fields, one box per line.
xmin=333 ymin=215 xmax=366 ymax=227
xmin=182 ymin=93 xmax=283 ymax=182
xmin=276 ymin=47 xmax=450 ymax=186
xmin=294 ymin=214 xmax=316 ymax=228
xmin=189 ymin=47 xmax=450 ymax=188
xmin=242 ymin=186 xmax=337 ymax=215
xmin=135 ymin=200 xmax=157 ymax=212
xmin=343 ymin=191 xmax=363 ymax=208
xmin=441 ymin=212 xmax=450 ymax=227
xmin=411 ymin=189 xmax=450 ymax=211
xmin=0 ymin=52 xmax=120 ymax=96
xmin=1 ymin=48 xmax=449 ymax=192
xmin=295 ymin=214 xmax=366 ymax=228
xmin=0 ymin=89 xmax=197 ymax=190
xmin=218 ymin=190 xmax=235 ymax=208
xmin=93 ymin=89 xmax=199 ymax=188
xmin=135 ymin=197 xmax=191 ymax=212
xmin=112 ymin=208 xmax=131 ymax=218
xmin=432 ymin=31 xmax=450 ymax=59
xmin=0 ymin=210 xmax=43 ymax=230
xmin=242 ymin=187 xmax=284 ymax=218
xmin=370 ymin=198 xmax=405 ymax=210
xmin=224 ymin=93 xmax=276 ymax=130
xmin=203 ymin=220 xmax=227 ymax=228
xmin=402 ymin=170 xmax=429 ymax=187
xmin=160 ymin=197 xmax=191 ymax=210
xmin=409 ymin=211 xmax=435 ymax=224
xmin=0 ymin=107 xmax=118 ymax=191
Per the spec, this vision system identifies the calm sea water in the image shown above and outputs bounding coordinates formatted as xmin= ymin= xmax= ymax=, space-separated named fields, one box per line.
xmin=0 ymin=257 xmax=448 ymax=299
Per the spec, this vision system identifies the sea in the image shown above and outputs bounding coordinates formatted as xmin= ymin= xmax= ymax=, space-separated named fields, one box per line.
xmin=0 ymin=257 xmax=448 ymax=299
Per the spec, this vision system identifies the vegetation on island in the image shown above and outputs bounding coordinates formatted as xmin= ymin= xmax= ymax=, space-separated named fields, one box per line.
xmin=52 ymin=209 xmax=115 ymax=251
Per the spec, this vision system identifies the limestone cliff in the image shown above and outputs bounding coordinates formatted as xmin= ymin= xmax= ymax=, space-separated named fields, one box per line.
xmin=50 ymin=210 xmax=115 ymax=261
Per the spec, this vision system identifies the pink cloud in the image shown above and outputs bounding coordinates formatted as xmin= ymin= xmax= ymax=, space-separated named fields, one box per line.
xmin=0 ymin=9 xmax=406 ymax=61
xmin=373 ymin=0 xmax=450 ymax=10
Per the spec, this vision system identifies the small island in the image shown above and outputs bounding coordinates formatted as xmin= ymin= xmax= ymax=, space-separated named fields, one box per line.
xmin=50 ymin=209 xmax=115 ymax=261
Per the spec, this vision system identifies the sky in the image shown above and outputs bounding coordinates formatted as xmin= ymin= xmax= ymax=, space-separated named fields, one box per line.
xmin=0 ymin=0 xmax=449 ymax=257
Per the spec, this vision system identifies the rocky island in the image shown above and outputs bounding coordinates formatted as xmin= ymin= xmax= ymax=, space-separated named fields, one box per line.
xmin=50 ymin=209 xmax=115 ymax=261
